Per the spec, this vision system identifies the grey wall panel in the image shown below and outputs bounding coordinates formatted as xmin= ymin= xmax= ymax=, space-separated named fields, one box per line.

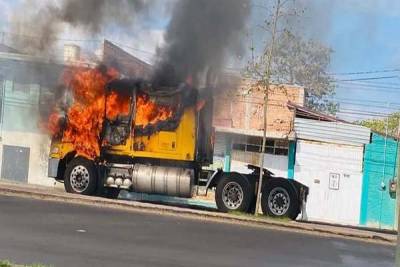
xmin=1 ymin=145 xmax=30 ymax=182
xmin=294 ymin=118 xmax=371 ymax=146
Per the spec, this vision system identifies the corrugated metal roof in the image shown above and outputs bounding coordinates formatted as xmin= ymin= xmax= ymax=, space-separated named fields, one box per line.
xmin=294 ymin=118 xmax=371 ymax=146
xmin=215 ymin=126 xmax=294 ymax=140
xmin=214 ymin=132 xmax=226 ymax=157
xmin=287 ymin=101 xmax=347 ymax=122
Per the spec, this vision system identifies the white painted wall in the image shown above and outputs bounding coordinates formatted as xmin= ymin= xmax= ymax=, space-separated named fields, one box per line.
xmin=294 ymin=140 xmax=364 ymax=226
xmin=263 ymin=153 xmax=288 ymax=177
xmin=213 ymin=153 xmax=288 ymax=177
xmin=0 ymin=131 xmax=55 ymax=187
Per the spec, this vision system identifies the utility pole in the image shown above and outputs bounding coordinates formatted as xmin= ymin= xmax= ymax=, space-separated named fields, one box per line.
xmin=396 ymin=117 xmax=400 ymax=267
xmin=255 ymin=0 xmax=281 ymax=215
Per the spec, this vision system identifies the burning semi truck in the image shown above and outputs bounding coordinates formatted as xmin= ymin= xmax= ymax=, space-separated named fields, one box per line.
xmin=47 ymin=67 xmax=308 ymax=219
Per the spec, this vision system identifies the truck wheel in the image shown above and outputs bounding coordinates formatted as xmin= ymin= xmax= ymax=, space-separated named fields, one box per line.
xmin=64 ymin=156 xmax=97 ymax=195
xmin=261 ymin=180 xmax=299 ymax=220
xmin=215 ymin=174 xmax=252 ymax=213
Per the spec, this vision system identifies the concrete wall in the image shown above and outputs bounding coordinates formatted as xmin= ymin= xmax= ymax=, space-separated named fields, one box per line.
xmin=0 ymin=64 xmax=59 ymax=187
xmin=0 ymin=131 xmax=53 ymax=186
xmin=213 ymin=152 xmax=288 ymax=177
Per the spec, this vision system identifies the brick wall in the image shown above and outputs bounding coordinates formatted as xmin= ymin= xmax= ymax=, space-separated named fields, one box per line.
xmin=213 ymin=80 xmax=304 ymax=138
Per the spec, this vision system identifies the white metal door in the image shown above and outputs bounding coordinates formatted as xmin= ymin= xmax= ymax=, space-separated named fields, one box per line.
xmin=294 ymin=140 xmax=364 ymax=226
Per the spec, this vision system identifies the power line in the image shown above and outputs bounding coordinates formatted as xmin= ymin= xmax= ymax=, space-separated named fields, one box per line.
xmin=334 ymin=76 xmax=399 ymax=82
xmin=336 ymin=81 xmax=400 ymax=90
xmin=330 ymin=69 xmax=400 ymax=76
xmin=337 ymin=111 xmax=390 ymax=118
xmin=2 ymin=31 xmax=102 ymax=43
xmin=340 ymin=80 xmax=400 ymax=87
xmin=332 ymin=98 xmax=400 ymax=106
xmin=335 ymin=85 xmax=400 ymax=93
xmin=339 ymin=108 xmax=393 ymax=116
xmin=336 ymin=102 xmax=400 ymax=110
xmin=111 ymin=42 xmax=156 ymax=56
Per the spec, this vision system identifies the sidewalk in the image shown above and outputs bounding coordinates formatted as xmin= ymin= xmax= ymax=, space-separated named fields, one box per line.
xmin=0 ymin=180 xmax=396 ymax=245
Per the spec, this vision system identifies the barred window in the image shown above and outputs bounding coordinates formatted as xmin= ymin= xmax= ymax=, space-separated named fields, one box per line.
xmin=231 ymin=135 xmax=289 ymax=156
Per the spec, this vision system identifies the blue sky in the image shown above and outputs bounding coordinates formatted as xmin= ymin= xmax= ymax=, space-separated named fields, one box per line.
xmin=249 ymin=0 xmax=400 ymax=120
xmin=1 ymin=0 xmax=400 ymax=120
xmin=321 ymin=1 xmax=400 ymax=120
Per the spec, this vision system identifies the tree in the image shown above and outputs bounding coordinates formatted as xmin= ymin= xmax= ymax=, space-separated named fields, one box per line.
xmin=270 ymin=30 xmax=338 ymax=114
xmin=246 ymin=10 xmax=337 ymax=114
xmin=245 ymin=0 xmax=338 ymax=214
xmin=357 ymin=112 xmax=400 ymax=137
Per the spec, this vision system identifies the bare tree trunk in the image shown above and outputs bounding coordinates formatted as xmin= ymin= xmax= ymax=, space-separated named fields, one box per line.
xmin=255 ymin=0 xmax=281 ymax=215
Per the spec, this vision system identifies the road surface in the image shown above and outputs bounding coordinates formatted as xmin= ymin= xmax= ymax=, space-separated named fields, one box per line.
xmin=0 ymin=195 xmax=395 ymax=267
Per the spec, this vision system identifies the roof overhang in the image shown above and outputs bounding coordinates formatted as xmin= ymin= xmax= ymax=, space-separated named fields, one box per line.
xmin=214 ymin=126 xmax=294 ymax=140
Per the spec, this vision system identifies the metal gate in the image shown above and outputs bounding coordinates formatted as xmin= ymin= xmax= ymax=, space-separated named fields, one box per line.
xmin=1 ymin=145 xmax=30 ymax=183
xmin=294 ymin=140 xmax=364 ymax=226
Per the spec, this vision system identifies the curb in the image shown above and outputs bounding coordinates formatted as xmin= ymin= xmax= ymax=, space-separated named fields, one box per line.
xmin=0 ymin=183 xmax=396 ymax=245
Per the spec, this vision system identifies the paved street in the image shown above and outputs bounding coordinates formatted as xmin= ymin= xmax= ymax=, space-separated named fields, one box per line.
xmin=0 ymin=195 xmax=395 ymax=267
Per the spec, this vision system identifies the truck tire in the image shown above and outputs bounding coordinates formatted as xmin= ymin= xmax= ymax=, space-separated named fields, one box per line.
xmin=261 ymin=179 xmax=299 ymax=220
xmin=64 ymin=156 xmax=97 ymax=195
xmin=215 ymin=173 xmax=253 ymax=213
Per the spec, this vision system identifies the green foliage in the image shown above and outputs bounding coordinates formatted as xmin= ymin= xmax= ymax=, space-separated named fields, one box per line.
xmin=357 ymin=112 xmax=400 ymax=136
xmin=245 ymin=30 xmax=338 ymax=114
xmin=0 ymin=261 xmax=12 ymax=267
xmin=270 ymin=31 xmax=338 ymax=114
xmin=0 ymin=260 xmax=49 ymax=267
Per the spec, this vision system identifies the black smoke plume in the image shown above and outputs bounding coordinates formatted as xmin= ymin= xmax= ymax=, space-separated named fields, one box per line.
xmin=11 ymin=0 xmax=150 ymax=54
xmin=152 ymin=0 xmax=250 ymax=87
xmin=11 ymin=0 xmax=250 ymax=88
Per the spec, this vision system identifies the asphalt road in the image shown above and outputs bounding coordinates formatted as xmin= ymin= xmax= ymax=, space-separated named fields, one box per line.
xmin=0 ymin=195 xmax=395 ymax=267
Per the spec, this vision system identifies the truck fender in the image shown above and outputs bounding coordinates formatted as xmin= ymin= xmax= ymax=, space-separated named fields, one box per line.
xmin=54 ymin=151 xmax=76 ymax=181
xmin=204 ymin=169 xmax=223 ymax=194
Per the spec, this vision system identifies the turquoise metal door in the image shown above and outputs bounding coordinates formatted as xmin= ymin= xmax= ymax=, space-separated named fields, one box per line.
xmin=360 ymin=133 xmax=398 ymax=230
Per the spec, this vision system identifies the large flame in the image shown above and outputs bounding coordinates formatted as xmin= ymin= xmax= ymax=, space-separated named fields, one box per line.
xmin=62 ymin=67 xmax=119 ymax=159
xmin=48 ymin=66 xmax=175 ymax=159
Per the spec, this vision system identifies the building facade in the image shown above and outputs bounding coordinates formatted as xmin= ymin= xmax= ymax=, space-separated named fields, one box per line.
xmin=0 ymin=51 xmax=64 ymax=186
xmin=290 ymin=104 xmax=398 ymax=229
xmin=212 ymin=80 xmax=305 ymax=177
xmin=293 ymin=117 xmax=371 ymax=225
xmin=0 ymin=40 xmax=153 ymax=187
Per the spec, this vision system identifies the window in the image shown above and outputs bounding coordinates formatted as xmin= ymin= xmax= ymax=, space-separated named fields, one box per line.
xmin=12 ymin=82 xmax=31 ymax=94
xmin=232 ymin=143 xmax=246 ymax=151
xmin=246 ymin=144 xmax=260 ymax=152
xmin=231 ymin=135 xmax=289 ymax=156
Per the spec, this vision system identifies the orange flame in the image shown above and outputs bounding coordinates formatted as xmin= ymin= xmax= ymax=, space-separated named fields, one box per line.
xmin=47 ymin=112 xmax=64 ymax=136
xmin=106 ymin=91 xmax=131 ymax=120
xmin=135 ymin=92 xmax=174 ymax=126
xmin=61 ymin=67 xmax=119 ymax=159
xmin=48 ymin=66 xmax=175 ymax=160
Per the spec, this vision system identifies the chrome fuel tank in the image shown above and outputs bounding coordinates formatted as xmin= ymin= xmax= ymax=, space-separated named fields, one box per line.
xmin=131 ymin=164 xmax=194 ymax=198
